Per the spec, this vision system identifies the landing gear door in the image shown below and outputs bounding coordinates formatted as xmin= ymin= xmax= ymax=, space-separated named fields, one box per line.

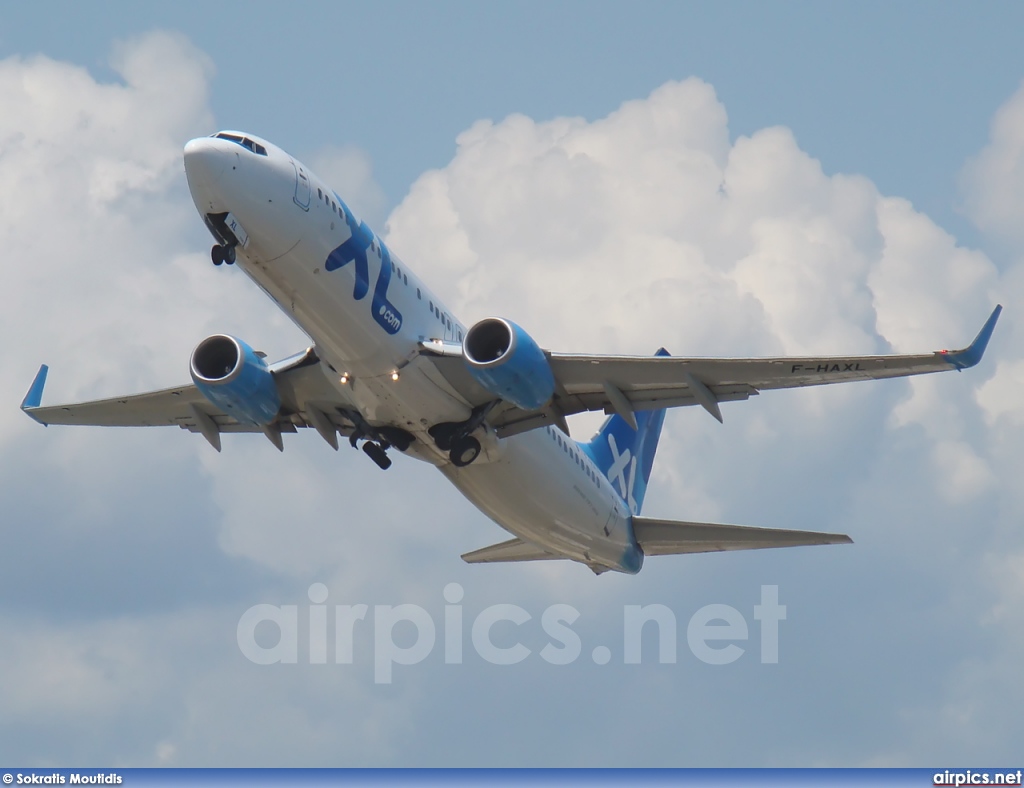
xmin=292 ymin=161 xmax=311 ymax=211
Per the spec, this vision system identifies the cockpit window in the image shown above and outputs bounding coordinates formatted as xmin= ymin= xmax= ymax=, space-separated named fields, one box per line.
xmin=213 ymin=132 xmax=268 ymax=156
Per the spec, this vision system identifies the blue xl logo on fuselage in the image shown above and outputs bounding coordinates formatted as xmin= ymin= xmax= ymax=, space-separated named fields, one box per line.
xmin=325 ymin=199 xmax=403 ymax=335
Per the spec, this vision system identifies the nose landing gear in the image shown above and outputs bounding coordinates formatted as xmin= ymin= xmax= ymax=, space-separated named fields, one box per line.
xmin=211 ymin=244 xmax=236 ymax=266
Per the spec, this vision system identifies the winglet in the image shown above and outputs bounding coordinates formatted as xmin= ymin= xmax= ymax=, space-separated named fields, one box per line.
xmin=942 ymin=304 xmax=1002 ymax=370
xmin=20 ymin=364 xmax=49 ymax=424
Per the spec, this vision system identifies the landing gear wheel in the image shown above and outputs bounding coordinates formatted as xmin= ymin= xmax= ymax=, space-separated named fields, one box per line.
xmin=362 ymin=441 xmax=392 ymax=470
xmin=211 ymin=244 xmax=236 ymax=266
xmin=449 ymin=435 xmax=481 ymax=467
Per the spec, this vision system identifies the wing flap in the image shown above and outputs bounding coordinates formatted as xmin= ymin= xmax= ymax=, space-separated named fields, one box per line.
xmin=461 ymin=537 xmax=561 ymax=564
xmin=632 ymin=516 xmax=852 ymax=556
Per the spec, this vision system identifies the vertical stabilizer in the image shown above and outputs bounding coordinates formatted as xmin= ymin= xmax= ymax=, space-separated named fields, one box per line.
xmin=581 ymin=349 xmax=668 ymax=515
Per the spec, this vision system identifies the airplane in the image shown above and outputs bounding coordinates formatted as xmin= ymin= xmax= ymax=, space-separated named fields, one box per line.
xmin=20 ymin=130 xmax=1003 ymax=575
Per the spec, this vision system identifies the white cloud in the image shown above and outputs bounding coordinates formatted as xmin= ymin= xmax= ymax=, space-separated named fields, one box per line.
xmin=931 ymin=439 xmax=997 ymax=502
xmin=961 ymin=78 xmax=1024 ymax=247
xmin=1 ymin=32 xmax=216 ymax=430
xmin=307 ymin=144 xmax=389 ymax=230
xmin=977 ymin=359 xmax=1024 ymax=426
xmin=386 ymin=77 xmax=998 ymax=430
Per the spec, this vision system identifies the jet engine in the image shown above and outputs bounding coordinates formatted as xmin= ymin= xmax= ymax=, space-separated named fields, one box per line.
xmin=462 ymin=318 xmax=555 ymax=410
xmin=190 ymin=334 xmax=281 ymax=425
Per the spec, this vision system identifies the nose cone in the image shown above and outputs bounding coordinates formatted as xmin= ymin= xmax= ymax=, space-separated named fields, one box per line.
xmin=183 ymin=137 xmax=232 ymax=212
xmin=184 ymin=137 xmax=228 ymax=185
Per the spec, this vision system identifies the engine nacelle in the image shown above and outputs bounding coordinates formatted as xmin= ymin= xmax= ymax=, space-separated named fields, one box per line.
xmin=190 ymin=334 xmax=281 ymax=426
xmin=463 ymin=318 xmax=555 ymax=410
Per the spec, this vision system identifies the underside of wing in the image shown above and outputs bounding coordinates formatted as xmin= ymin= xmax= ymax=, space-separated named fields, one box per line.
xmin=20 ymin=350 xmax=359 ymax=449
xmin=421 ymin=305 xmax=1001 ymax=436
xmin=23 ymin=376 xmax=209 ymax=428
xmin=461 ymin=537 xmax=562 ymax=564
xmin=632 ymin=516 xmax=852 ymax=556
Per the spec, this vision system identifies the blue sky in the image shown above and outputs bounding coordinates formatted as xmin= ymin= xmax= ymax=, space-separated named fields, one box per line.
xmin=2 ymin=0 xmax=1024 ymax=768
xmin=4 ymin=1 xmax=1021 ymax=239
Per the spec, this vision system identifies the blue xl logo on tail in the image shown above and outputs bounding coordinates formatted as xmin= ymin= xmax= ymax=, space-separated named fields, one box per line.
xmin=583 ymin=349 xmax=670 ymax=516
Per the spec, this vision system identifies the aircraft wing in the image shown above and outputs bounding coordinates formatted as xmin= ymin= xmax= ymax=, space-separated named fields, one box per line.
xmin=424 ymin=305 xmax=1001 ymax=436
xmin=20 ymin=348 xmax=358 ymax=450
xmin=631 ymin=516 xmax=852 ymax=556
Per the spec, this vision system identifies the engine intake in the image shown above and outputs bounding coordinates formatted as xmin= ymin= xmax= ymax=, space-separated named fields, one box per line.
xmin=463 ymin=318 xmax=555 ymax=411
xmin=190 ymin=334 xmax=281 ymax=425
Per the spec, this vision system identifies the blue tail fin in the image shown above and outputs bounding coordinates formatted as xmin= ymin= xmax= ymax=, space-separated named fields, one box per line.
xmin=580 ymin=349 xmax=668 ymax=515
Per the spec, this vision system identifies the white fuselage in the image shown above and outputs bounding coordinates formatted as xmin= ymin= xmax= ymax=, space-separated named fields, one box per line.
xmin=183 ymin=132 xmax=639 ymax=573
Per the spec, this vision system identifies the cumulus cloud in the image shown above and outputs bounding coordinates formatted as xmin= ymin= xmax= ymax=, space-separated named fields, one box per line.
xmin=384 ymin=76 xmax=1021 ymax=763
xmin=962 ymin=80 xmax=1024 ymax=436
xmin=0 ymin=32 xmax=489 ymax=767
xmin=388 ymin=80 xmax=997 ymax=359
xmin=307 ymin=145 xmax=389 ymax=230
xmin=4 ymin=41 xmax=1024 ymax=767
xmin=961 ymin=78 xmax=1024 ymax=248
xmin=1 ymin=31 xmax=218 ymax=426
xmin=386 ymin=79 xmax=1001 ymax=499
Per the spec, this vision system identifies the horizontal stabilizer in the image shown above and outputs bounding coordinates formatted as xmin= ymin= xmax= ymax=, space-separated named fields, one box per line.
xmin=632 ymin=516 xmax=852 ymax=556
xmin=461 ymin=537 xmax=561 ymax=564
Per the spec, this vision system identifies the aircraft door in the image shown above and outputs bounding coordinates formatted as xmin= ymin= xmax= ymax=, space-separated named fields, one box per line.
xmin=292 ymin=161 xmax=311 ymax=210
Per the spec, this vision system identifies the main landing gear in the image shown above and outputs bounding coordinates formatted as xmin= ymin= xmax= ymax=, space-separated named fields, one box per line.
xmin=341 ymin=408 xmax=414 ymax=471
xmin=428 ymin=401 xmax=497 ymax=468
xmin=211 ymin=243 xmax=236 ymax=266
xmin=361 ymin=440 xmax=392 ymax=470
xmin=449 ymin=435 xmax=481 ymax=467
